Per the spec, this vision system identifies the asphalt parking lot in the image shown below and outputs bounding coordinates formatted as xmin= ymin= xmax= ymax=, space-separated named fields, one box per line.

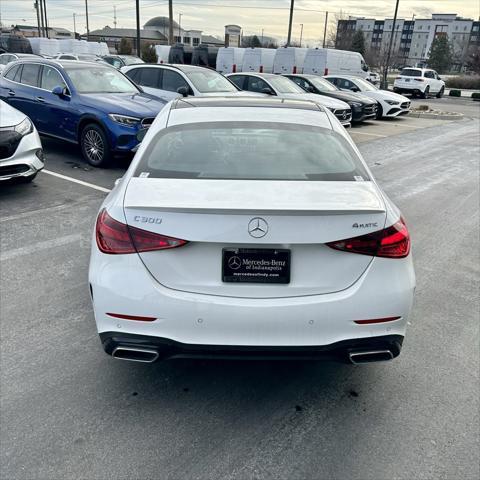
xmin=1 ymin=97 xmax=479 ymax=479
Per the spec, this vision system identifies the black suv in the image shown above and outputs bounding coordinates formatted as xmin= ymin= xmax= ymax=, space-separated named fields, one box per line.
xmin=285 ymin=74 xmax=377 ymax=123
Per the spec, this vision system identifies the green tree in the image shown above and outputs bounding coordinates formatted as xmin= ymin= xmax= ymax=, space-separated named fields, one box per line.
xmin=466 ymin=46 xmax=480 ymax=74
xmin=141 ymin=44 xmax=158 ymax=63
xmin=428 ymin=35 xmax=453 ymax=73
xmin=118 ymin=38 xmax=132 ymax=55
xmin=350 ymin=30 xmax=366 ymax=56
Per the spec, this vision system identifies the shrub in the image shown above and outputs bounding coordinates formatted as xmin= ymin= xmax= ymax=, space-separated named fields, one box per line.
xmin=141 ymin=44 xmax=158 ymax=63
xmin=472 ymin=92 xmax=480 ymax=101
xmin=118 ymin=38 xmax=132 ymax=55
xmin=445 ymin=76 xmax=480 ymax=89
xmin=449 ymin=89 xmax=461 ymax=97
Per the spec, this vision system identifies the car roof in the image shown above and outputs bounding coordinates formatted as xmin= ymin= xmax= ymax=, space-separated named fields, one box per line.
xmin=125 ymin=64 xmax=214 ymax=73
xmin=7 ymin=58 xmax=111 ymax=69
xmin=166 ymin=97 xmax=332 ymax=130
xmin=227 ymin=72 xmax=276 ymax=78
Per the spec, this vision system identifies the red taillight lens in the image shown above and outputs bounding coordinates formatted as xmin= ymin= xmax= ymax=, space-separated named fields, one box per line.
xmin=395 ymin=76 xmax=401 ymax=80
xmin=414 ymin=78 xmax=424 ymax=82
xmin=96 ymin=209 xmax=188 ymax=254
xmin=324 ymin=67 xmax=329 ymax=76
xmin=326 ymin=217 xmax=410 ymax=258
xmin=259 ymin=65 xmax=263 ymax=73
xmin=232 ymin=63 xmax=236 ymax=73
xmin=292 ymin=66 xmax=297 ymax=74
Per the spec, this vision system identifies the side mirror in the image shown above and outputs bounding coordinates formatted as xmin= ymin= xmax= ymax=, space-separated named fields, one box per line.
xmin=52 ymin=85 xmax=68 ymax=97
xmin=261 ymin=87 xmax=275 ymax=95
xmin=176 ymin=86 xmax=189 ymax=97
xmin=350 ymin=87 xmax=360 ymax=92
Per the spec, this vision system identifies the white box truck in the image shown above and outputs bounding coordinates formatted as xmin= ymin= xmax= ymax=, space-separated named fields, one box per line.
xmin=273 ymin=47 xmax=308 ymax=74
xmin=28 ymin=37 xmax=60 ymax=57
xmin=216 ymin=47 xmax=245 ymax=73
xmin=242 ymin=48 xmax=276 ymax=73
xmin=303 ymin=48 xmax=376 ymax=81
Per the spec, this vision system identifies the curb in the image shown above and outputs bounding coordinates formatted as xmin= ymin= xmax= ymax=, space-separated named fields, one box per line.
xmin=409 ymin=111 xmax=464 ymax=120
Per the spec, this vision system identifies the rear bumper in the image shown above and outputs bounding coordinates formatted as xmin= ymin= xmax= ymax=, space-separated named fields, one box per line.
xmin=100 ymin=331 xmax=404 ymax=362
xmin=89 ymin=246 xmax=415 ymax=350
xmin=393 ymin=86 xmax=424 ymax=95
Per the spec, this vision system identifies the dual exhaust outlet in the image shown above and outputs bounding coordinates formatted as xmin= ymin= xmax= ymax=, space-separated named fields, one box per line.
xmin=112 ymin=346 xmax=395 ymax=364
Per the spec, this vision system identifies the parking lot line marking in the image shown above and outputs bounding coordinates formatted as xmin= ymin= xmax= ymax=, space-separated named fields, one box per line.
xmin=0 ymin=233 xmax=83 ymax=261
xmin=42 ymin=169 xmax=111 ymax=193
xmin=349 ymin=131 xmax=387 ymax=138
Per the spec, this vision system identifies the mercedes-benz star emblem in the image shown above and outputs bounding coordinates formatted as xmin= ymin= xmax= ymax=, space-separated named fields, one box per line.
xmin=342 ymin=111 xmax=348 ymax=120
xmin=248 ymin=217 xmax=268 ymax=238
xmin=228 ymin=256 xmax=242 ymax=270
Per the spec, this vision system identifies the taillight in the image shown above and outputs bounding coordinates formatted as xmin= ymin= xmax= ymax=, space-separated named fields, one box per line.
xmin=259 ymin=65 xmax=263 ymax=73
xmin=326 ymin=217 xmax=410 ymax=258
xmin=324 ymin=67 xmax=329 ymax=76
xmin=96 ymin=209 xmax=188 ymax=254
xmin=395 ymin=76 xmax=401 ymax=80
xmin=292 ymin=66 xmax=297 ymax=74
xmin=414 ymin=78 xmax=424 ymax=82
xmin=232 ymin=63 xmax=236 ymax=73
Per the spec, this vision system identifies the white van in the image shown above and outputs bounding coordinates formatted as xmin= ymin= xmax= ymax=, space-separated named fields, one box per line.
xmin=155 ymin=45 xmax=171 ymax=64
xmin=273 ymin=47 xmax=308 ymax=74
xmin=216 ymin=47 xmax=245 ymax=74
xmin=303 ymin=48 xmax=370 ymax=79
xmin=242 ymin=48 xmax=276 ymax=73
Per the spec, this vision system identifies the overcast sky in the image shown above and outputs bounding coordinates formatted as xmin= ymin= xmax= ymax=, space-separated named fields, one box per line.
xmin=1 ymin=0 xmax=478 ymax=45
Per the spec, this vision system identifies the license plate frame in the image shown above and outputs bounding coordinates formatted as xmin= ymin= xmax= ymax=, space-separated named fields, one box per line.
xmin=222 ymin=248 xmax=291 ymax=284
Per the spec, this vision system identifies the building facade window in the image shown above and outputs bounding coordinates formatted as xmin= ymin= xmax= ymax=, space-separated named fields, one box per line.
xmin=193 ymin=37 xmax=200 ymax=46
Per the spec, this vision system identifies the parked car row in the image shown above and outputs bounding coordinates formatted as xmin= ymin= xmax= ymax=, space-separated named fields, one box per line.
xmin=0 ymin=56 xmax=434 ymax=177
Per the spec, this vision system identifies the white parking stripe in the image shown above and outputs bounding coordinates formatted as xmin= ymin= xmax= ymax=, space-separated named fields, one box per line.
xmin=0 ymin=233 xmax=83 ymax=261
xmin=349 ymin=131 xmax=387 ymax=138
xmin=42 ymin=169 xmax=111 ymax=193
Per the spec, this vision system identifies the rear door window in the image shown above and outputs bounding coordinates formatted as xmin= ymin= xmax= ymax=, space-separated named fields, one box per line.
xmin=289 ymin=76 xmax=311 ymax=91
xmin=20 ymin=63 xmax=41 ymax=87
xmin=4 ymin=64 xmax=21 ymax=81
xmin=424 ymin=71 xmax=435 ymax=79
xmin=139 ymin=68 xmax=161 ymax=88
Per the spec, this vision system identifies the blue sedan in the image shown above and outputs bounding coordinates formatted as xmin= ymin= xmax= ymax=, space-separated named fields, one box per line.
xmin=0 ymin=59 xmax=166 ymax=167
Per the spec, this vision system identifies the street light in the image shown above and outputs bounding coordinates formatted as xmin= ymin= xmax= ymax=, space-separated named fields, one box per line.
xmin=299 ymin=23 xmax=303 ymax=47
xmin=383 ymin=0 xmax=400 ymax=89
xmin=178 ymin=13 xmax=182 ymax=42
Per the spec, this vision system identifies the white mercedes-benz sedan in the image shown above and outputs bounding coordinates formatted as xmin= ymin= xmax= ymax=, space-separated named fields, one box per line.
xmin=0 ymin=100 xmax=44 ymax=182
xmin=89 ymin=97 xmax=415 ymax=365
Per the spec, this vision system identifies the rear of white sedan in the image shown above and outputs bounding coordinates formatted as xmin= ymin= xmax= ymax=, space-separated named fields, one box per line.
xmin=89 ymin=97 xmax=415 ymax=365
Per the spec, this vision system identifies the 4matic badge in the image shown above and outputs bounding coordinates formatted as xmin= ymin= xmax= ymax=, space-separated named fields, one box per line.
xmin=352 ymin=222 xmax=378 ymax=228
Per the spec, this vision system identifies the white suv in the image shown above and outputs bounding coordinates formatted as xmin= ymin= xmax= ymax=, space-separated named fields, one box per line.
xmin=393 ymin=68 xmax=445 ymax=98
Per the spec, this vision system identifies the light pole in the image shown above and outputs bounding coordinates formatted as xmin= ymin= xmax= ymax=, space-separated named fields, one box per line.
xmin=323 ymin=11 xmax=329 ymax=48
xmin=136 ymin=0 xmax=141 ymax=56
xmin=286 ymin=0 xmax=294 ymax=46
xmin=178 ymin=13 xmax=182 ymax=42
xmin=383 ymin=0 xmax=400 ymax=89
xmin=168 ymin=0 xmax=174 ymax=45
xmin=85 ymin=0 xmax=90 ymax=41
xmin=35 ymin=1 xmax=41 ymax=37
xmin=299 ymin=23 xmax=303 ymax=47
xmin=73 ymin=13 xmax=76 ymax=38
xmin=261 ymin=28 xmax=264 ymax=46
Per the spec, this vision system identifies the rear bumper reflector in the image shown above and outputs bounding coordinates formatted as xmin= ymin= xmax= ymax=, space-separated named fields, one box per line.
xmin=106 ymin=313 xmax=157 ymax=322
xmin=354 ymin=316 xmax=401 ymax=325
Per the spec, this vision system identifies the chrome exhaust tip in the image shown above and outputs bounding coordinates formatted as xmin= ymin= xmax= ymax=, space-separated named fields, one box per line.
xmin=112 ymin=347 xmax=159 ymax=363
xmin=348 ymin=350 xmax=394 ymax=365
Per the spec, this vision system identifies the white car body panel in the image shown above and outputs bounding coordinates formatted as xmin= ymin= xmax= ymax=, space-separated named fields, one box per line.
xmin=0 ymin=100 xmax=44 ymax=181
xmin=89 ymin=98 xmax=415 ymax=361
xmin=393 ymin=68 xmax=445 ymax=95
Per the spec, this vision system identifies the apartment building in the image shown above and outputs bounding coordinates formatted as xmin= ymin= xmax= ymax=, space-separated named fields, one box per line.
xmin=336 ymin=13 xmax=479 ymax=70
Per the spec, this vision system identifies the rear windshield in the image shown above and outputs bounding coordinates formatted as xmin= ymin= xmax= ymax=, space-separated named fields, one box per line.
xmin=400 ymin=68 xmax=422 ymax=77
xmin=134 ymin=122 xmax=370 ymax=181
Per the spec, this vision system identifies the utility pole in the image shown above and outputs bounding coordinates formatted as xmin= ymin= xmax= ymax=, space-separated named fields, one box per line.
xmin=286 ymin=0 xmax=294 ymax=46
xmin=43 ymin=0 xmax=49 ymax=38
xmin=39 ymin=0 xmax=46 ymax=37
xmin=383 ymin=0 xmax=400 ymax=89
xmin=178 ymin=13 xmax=182 ymax=40
xmin=323 ymin=11 xmax=329 ymax=48
xmin=261 ymin=28 xmax=264 ymax=46
xmin=34 ymin=1 xmax=41 ymax=37
xmin=299 ymin=23 xmax=303 ymax=47
xmin=85 ymin=0 xmax=90 ymax=40
xmin=73 ymin=13 xmax=76 ymax=38
xmin=113 ymin=6 xmax=117 ymax=28
xmin=168 ymin=0 xmax=174 ymax=45
xmin=136 ymin=0 xmax=141 ymax=56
